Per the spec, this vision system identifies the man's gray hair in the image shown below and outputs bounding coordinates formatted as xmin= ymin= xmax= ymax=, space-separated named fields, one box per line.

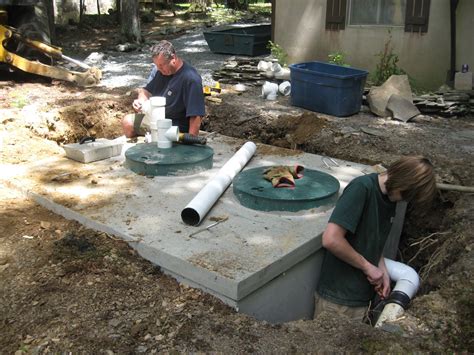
xmin=151 ymin=40 xmax=176 ymax=60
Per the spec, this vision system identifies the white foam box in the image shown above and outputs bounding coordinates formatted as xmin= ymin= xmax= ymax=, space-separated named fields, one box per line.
xmin=63 ymin=138 xmax=124 ymax=163
xmin=454 ymin=71 xmax=473 ymax=90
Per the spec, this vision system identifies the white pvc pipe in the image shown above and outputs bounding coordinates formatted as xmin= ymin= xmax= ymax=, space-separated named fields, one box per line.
xmin=257 ymin=60 xmax=272 ymax=71
xmin=385 ymin=258 xmax=420 ymax=299
xmin=262 ymin=81 xmax=279 ymax=100
xmin=181 ymin=141 xmax=257 ymax=226
xmin=278 ymin=81 xmax=291 ymax=96
xmin=375 ymin=303 xmax=405 ymax=328
xmin=165 ymin=126 xmax=180 ymax=142
xmin=149 ymin=121 xmax=158 ymax=142
xmin=274 ymin=67 xmax=291 ymax=80
xmin=375 ymin=258 xmax=420 ymax=328
xmin=157 ymin=119 xmax=172 ymax=148
xmin=142 ymin=96 xmax=166 ymax=127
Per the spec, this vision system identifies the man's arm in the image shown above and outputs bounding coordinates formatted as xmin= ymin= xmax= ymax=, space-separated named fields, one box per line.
xmin=322 ymin=223 xmax=385 ymax=287
xmin=133 ymin=88 xmax=152 ymax=112
xmin=188 ymin=116 xmax=202 ymax=136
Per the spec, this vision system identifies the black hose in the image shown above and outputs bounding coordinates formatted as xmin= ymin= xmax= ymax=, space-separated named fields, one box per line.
xmin=181 ymin=134 xmax=207 ymax=145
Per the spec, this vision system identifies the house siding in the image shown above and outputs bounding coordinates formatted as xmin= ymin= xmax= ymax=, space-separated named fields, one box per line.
xmin=274 ymin=0 xmax=473 ymax=90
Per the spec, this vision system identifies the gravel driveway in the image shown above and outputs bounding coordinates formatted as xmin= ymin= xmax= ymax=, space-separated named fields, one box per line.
xmin=99 ymin=27 xmax=233 ymax=89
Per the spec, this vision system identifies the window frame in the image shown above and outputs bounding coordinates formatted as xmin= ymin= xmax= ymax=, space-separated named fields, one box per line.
xmin=347 ymin=0 xmax=407 ymax=28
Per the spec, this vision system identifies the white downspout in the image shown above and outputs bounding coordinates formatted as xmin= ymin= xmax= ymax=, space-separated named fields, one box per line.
xmin=181 ymin=141 xmax=257 ymax=226
xmin=375 ymin=258 xmax=420 ymax=328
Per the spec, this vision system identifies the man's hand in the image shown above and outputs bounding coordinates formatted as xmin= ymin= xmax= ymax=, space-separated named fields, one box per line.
xmin=374 ymin=272 xmax=391 ymax=299
xmin=363 ymin=263 xmax=384 ymax=287
xmin=133 ymin=88 xmax=151 ymax=112
xmin=375 ymin=257 xmax=391 ymax=299
xmin=132 ymin=99 xmax=144 ymax=112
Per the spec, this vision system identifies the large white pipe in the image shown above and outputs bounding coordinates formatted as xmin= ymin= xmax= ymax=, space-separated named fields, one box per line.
xmin=375 ymin=258 xmax=420 ymax=328
xmin=385 ymin=258 xmax=420 ymax=298
xmin=142 ymin=96 xmax=166 ymax=143
xmin=181 ymin=141 xmax=257 ymax=226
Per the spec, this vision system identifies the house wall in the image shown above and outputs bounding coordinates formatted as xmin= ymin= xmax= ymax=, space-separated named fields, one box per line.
xmin=274 ymin=0 xmax=473 ymax=90
xmin=456 ymin=0 xmax=474 ymax=73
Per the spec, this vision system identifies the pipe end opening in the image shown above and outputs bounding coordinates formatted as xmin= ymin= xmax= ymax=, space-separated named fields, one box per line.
xmin=181 ymin=208 xmax=200 ymax=226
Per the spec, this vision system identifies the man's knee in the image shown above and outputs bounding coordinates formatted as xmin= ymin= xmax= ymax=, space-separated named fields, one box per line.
xmin=122 ymin=113 xmax=144 ymax=138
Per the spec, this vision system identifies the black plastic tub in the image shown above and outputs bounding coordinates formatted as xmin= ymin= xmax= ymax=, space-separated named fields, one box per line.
xmin=203 ymin=25 xmax=271 ymax=56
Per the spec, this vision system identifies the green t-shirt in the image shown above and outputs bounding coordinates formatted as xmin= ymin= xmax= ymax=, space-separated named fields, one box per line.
xmin=317 ymin=173 xmax=397 ymax=307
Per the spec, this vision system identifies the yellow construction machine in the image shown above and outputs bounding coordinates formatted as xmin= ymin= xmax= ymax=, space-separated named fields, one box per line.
xmin=0 ymin=0 xmax=101 ymax=86
xmin=0 ymin=24 xmax=101 ymax=86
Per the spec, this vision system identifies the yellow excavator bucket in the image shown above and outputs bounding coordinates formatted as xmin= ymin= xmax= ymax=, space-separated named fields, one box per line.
xmin=0 ymin=24 xmax=101 ymax=86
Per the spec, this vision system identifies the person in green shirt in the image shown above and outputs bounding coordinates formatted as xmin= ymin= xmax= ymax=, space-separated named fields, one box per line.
xmin=315 ymin=156 xmax=437 ymax=321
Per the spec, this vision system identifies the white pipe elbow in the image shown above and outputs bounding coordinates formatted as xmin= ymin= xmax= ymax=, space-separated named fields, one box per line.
xmin=262 ymin=81 xmax=279 ymax=100
xmin=384 ymin=258 xmax=420 ymax=299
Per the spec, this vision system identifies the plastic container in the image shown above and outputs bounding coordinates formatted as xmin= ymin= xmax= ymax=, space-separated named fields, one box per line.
xmin=289 ymin=61 xmax=368 ymax=117
xmin=203 ymin=25 xmax=271 ymax=56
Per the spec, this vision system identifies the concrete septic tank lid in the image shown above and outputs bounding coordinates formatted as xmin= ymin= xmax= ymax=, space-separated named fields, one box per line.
xmin=124 ymin=143 xmax=214 ymax=176
xmin=233 ymin=166 xmax=340 ymax=212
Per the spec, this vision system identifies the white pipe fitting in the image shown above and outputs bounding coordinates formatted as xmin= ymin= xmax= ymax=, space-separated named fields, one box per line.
xmin=149 ymin=121 xmax=158 ymax=143
xmin=272 ymin=62 xmax=282 ymax=73
xmin=278 ymin=81 xmax=291 ymax=96
xmin=385 ymin=258 xmax=420 ymax=299
xmin=142 ymin=96 xmax=166 ymax=126
xmin=375 ymin=258 xmax=420 ymax=328
xmin=165 ymin=125 xmax=180 ymax=142
xmin=181 ymin=141 xmax=257 ymax=226
xmin=257 ymin=60 xmax=272 ymax=71
xmin=262 ymin=81 xmax=279 ymax=100
xmin=274 ymin=67 xmax=291 ymax=81
xmin=157 ymin=119 xmax=172 ymax=148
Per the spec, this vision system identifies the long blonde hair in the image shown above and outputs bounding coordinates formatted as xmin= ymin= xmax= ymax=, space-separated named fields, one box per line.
xmin=385 ymin=156 xmax=437 ymax=206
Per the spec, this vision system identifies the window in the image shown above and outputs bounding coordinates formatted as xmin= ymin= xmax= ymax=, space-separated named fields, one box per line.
xmin=348 ymin=0 xmax=406 ymax=26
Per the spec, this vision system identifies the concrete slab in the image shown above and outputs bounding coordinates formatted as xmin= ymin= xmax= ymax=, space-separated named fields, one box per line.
xmin=1 ymin=133 xmax=379 ymax=321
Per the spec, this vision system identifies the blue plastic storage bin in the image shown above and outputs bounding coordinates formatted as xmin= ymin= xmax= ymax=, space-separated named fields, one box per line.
xmin=289 ymin=61 xmax=368 ymax=117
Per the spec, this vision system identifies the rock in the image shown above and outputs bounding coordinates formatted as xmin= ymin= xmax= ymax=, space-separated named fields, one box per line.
xmin=367 ymin=75 xmax=414 ymax=117
xmin=108 ymin=318 xmax=122 ymax=328
xmin=386 ymin=94 xmax=420 ymax=122
xmin=40 ymin=221 xmax=51 ymax=229
xmin=84 ymin=52 xmax=105 ymax=67
xmin=136 ymin=345 xmax=148 ymax=353
xmin=116 ymin=43 xmax=139 ymax=52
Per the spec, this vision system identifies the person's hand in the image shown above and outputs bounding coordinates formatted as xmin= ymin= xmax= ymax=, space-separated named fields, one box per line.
xmin=375 ymin=272 xmax=391 ymax=299
xmin=363 ymin=263 xmax=384 ymax=287
xmin=132 ymin=99 xmax=144 ymax=112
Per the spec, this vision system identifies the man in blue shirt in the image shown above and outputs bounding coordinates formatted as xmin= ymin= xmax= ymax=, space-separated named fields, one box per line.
xmin=122 ymin=40 xmax=205 ymax=137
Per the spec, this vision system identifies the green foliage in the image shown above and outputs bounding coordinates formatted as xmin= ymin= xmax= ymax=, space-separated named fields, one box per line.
xmin=328 ymin=52 xmax=350 ymax=67
xmin=267 ymin=41 xmax=288 ymax=66
xmin=373 ymin=30 xmax=405 ymax=85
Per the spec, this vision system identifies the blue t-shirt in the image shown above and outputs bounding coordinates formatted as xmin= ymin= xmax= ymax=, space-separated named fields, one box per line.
xmin=144 ymin=62 xmax=205 ymax=133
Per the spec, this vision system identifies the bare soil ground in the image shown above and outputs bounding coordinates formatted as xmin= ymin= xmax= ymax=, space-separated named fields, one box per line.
xmin=1 ymin=11 xmax=473 ymax=354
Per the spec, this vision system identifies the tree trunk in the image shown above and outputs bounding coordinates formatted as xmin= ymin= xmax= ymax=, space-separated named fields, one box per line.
xmin=96 ymin=0 xmax=101 ymax=25
xmin=79 ymin=0 xmax=85 ymax=24
xmin=227 ymin=0 xmax=248 ymax=10
xmin=120 ymin=0 xmax=141 ymax=43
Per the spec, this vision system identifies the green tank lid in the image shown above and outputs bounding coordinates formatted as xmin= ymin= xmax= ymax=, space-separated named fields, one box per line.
xmin=233 ymin=166 xmax=340 ymax=212
xmin=124 ymin=143 xmax=214 ymax=176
